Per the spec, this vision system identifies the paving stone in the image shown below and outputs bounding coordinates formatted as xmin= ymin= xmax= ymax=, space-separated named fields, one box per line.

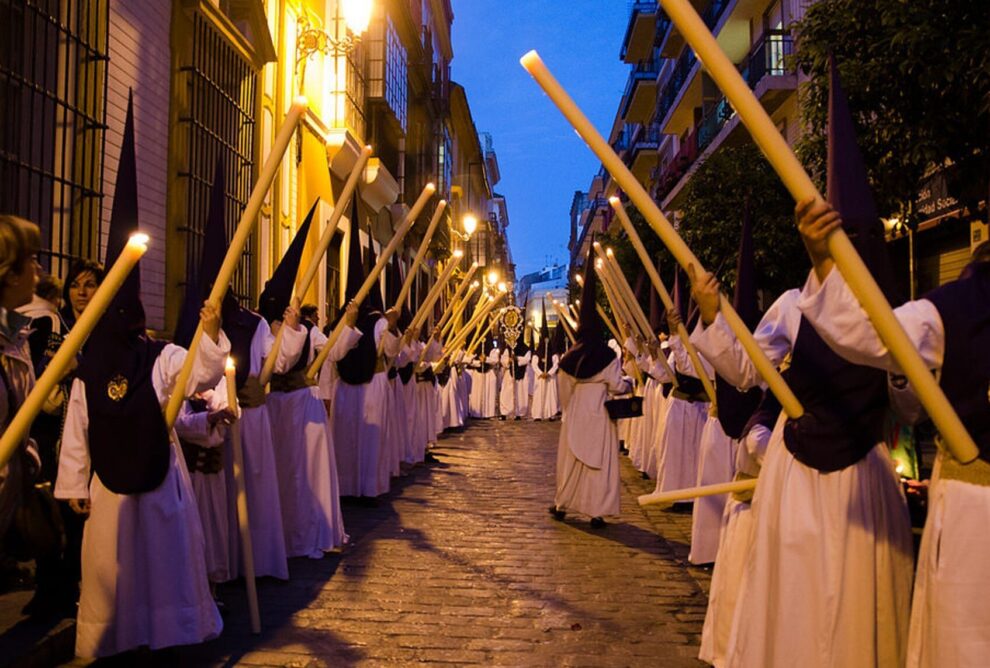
xmin=170 ymin=418 xmax=710 ymax=666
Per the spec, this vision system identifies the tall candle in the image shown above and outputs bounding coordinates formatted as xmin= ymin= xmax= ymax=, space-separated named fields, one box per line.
xmin=639 ymin=477 xmax=757 ymax=507
xmin=306 ymin=182 xmax=435 ymax=381
xmin=394 ymin=200 xmax=448 ymax=311
xmin=410 ymin=250 xmax=462 ymax=332
xmin=520 ymin=51 xmax=803 ymax=420
xmin=258 ymin=145 xmax=373 ymax=387
xmin=657 ymin=0 xmax=977 ymax=463
xmin=0 ymin=233 xmax=148 ymax=470
xmin=166 ymin=97 xmax=308 ymax=428
xmin=225 ymin=358 xmax=261 ymax=633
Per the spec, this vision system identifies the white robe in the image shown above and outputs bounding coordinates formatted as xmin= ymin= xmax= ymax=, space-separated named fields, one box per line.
xmin=530 ymin=354 xmax=560 ymax=420
xmin=655 ymin=339 xmax=711 ymax=495
xmin=469 ymin=348 xmax=499 ymax=418
xmin=223 ymin=318 xmax=301 ymax=580
xmin=798 ymin=267 xmax=990 ymax=668
xmin=692 ymin=283 xmax=913 ymax=668
xmin=410 ymin=338 xmax=443 ymax=459
xmin=499 ymin=349 xmax=531 ymax=418
xmin=55 ymin=333 xmax=230 ymax=658
xmin=688 ymin=414 xmax=736 ymax=565
xmin=384 ymin=339 xmax=412 ymax=476
xmin=554 ymin=359 xmax=632 ymax=518
xmin=331 ymin=319 xmax=391 ymax=497
xmin=174 ymin=388 xmax=230 ymax=584
xmin=699 ymin=422 xmax=771 ymax=667
xmin=268 ymin=325 xmax=352 ymax=556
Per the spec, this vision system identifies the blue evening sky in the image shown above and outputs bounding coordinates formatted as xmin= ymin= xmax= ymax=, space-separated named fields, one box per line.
xmin=450 ymin=1 xmax=630 ymax=280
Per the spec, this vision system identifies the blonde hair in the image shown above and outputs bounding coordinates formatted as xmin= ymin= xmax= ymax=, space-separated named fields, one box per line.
xmin=0 ymin=215 xmax=42 ymax=287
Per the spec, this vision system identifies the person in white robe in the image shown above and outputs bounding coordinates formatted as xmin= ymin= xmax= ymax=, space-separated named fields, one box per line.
xmin=56 ymin=316 xmax=229 ymax=658
xmin=269 ymin=318 xmax=353 ymax=555
xmin=174 ymin=386 xmax=233 ymax=586
xmin=797 ymin=206 xmax=990 ymax=668
xmin=655 ymin=322 xmax=711 ymax=498
xmin=688 ymin=412 xmax=735 ymax=565
xmin=699 ymin=394 xmax=778 ymax=667
xmin=410 ymin=332 xmax=443 ymax=461
xmin=689 ymin=274 xmax=913 ymax=668
xmin=531 ymin=352 xmax=559 ymax=420
xmin=218 ymin=303 xmax=304 ymax=580
xmin=499 ymin=344 xmax=531 ymax=419
xmin=469 ymin=343 xmax=499 ymax=418
xmin=551 ymin=255 xmax=633 ymax=526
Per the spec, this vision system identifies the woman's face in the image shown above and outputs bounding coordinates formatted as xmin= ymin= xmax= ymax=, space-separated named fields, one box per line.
xmin=69 ymin=270 xmax=100 ymax=317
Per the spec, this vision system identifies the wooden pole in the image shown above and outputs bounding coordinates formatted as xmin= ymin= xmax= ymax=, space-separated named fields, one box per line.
xmin=409 ymin=251 xmax=462 ymax=332
xmin=596 ymin=303 xmax=622 ymax=343
xmin=393 ymin=200 xmax=448 ymax=311
xmin=594 ymin=259 xmax=644 ymax=386
xmin=638 ymin=478 xmax=757 ymax=506
xmin=437 ymin=264 xmax=479 ymax=333
xmin=165 ymin=98 xmax=307 ymax=428
xmin=442 ymin=282 xmax=481 ymax=345
xmin=224 ymin=358 xmax=260 ymax=634
xmin=520 ymin=52 xmax=803 ymax=420
xmin=0 ymin=234 xmax=148 ymax=469
xmin=306 ymin=182 xmax=436 ymax=381
xmin=258 ymin=145 xmax=372 ymax=386
xmin=654 ymin=0 xmax=978 ymax=462
xmin=551 ymin=301 xmax=577 ymax=343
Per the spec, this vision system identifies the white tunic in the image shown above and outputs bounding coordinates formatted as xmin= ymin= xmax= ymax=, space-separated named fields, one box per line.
xmin=655 ymin=338 xmax=711 ymax=495
xmin=799 ymin=267 xmax=989 ymax=668
xmin=530 ymin=354 xmax=560 ymax=420
xmin=692 ymin=283 xmax=913 ymax=668
xmin=174 ymin=387 xmax=230 ymax=584
xmin=688 ymin=413 xmax=736 ymax=565
xmin=55 ymin=333 xmax=229 ymax=658
xmin=499 ymin=349 xmax=531 ymax=418
xmin=554 ymin=359 xmax=632 ymax=518
xmin=469 ymin=348 xmax=499 ymax=418
xmin=699 ymin=422 xmax=771 ymax=667
xmin=410 ymin=338 xmax=442 ymax=459
xmin=223 ymin=318 xmax=302 ymax=580
xmin=268 ymin=325 xmax=353 ymax=556
xmin=330 ymin=320 xmax=391 ymax=497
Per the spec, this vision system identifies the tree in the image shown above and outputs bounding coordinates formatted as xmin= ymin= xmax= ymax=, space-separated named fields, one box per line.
xmin=606 ymin=144 xmax=807 ymax=314
xmin=794 ymin=0 xmax=990 ymax=224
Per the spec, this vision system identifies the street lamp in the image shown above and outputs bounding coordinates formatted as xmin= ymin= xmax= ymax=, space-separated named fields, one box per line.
xmin=296 ymin=0 xmax=373 ymax=90
xmin=487 ymin=270 xmax=499 ymax=286
xmin=462 ymin=213 xmax=478 ymax=238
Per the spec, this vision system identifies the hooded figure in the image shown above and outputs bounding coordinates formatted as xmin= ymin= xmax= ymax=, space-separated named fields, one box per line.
xmin=331 ymin=206 xmax=396 ymax=496
xmin=264 ymin=200 xmax=351 ymax=556
xmin=690 ymin=208 xmax=764 ymax=565
xmin=551 ymin=251 xmax=632 ymax=525
xmin=177 ymin=163 xmax=298 ymax=578
xmin=690 ymin=58 xmax=913 ymax=667
xmin=531 ymin=299 xmax=560 ymax=420
xmin=469 ymin=324 xmax=500 ymax=419
xmin=55 ymin=92 xmax=229 ymax=658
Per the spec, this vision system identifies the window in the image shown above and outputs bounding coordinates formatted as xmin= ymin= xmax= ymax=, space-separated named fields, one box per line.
xmin=176 ymin=11 xmax=258 ymax=303
xmin=367 ymin=14 xmax=407 ymax=132
xmin=0 ymin=0 xmax=109 ymax=279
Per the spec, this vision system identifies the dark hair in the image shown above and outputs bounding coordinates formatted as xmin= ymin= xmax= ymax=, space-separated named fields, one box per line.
xmin=35 ymin=271 xmax=62 ymax=303
xmin=61 ymin=258 xmax=105 ymax=325
xmin=300 ymin=303 xmax=319 ymax=321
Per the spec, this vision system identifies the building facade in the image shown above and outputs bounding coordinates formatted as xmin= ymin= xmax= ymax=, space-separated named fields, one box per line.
xmin=570 ymin=0 xmax=983 ymax=294
xmin=1 ymin=0 xmax=511 ymax=332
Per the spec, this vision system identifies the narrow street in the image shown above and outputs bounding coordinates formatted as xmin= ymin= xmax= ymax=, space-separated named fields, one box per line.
xmin=178 ymin=419 xmax=711 ymax=667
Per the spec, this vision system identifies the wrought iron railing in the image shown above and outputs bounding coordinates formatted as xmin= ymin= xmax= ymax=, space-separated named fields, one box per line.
xmin=697 ymin=97 xmax=734 ymax=151
xmin=0 ymin=0 xmax=109 ymax=279
xmin=655 ymin=47 xmax=696 ymax=126
xmin=742 ymin=30 xmax=793 ymax=88
xmin=177 ymin=11 xmax=257 ymax=303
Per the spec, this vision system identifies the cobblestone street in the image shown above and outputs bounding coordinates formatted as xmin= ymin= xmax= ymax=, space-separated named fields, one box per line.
xmin=179 ymin=419 xmax=711 ymax=667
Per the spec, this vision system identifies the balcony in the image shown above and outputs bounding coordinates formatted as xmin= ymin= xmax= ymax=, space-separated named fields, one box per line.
xmin=627 ymin=123 xmax=663 ymax=184
xmin=620 ymin=1 xmax=659 ymax=63
xmin=655 ymin=47 xmax=697 ymax=129
xmin=620 ymin=58 xmax=662 ymax=123
xmin=697 ymin=97 xmax=733 ymax=152
xmin=741 ymin=30 xmax=795 ymax=113
xmin=653 ymin=130 xmax=698 ymax=202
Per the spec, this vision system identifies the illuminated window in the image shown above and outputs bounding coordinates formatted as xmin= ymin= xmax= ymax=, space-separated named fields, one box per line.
xmin=367 ymin=14 xmax=407 ymax=132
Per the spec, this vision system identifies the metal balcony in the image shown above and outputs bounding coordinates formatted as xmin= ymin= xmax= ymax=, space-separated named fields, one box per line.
xmin=621 ymin=1 xmax=660 ymax=63
xmin=627 ymin=123 xmax=663 ymax=184
xmin=697 ymin=97 xmax=734 ymax=152
xmin=655 ymin=47 xmax=697 ymax=128
xmin=620 ymin=58 xmax=663 ymax=123
xmin=743 ymin=30 xmax=794 ymax=87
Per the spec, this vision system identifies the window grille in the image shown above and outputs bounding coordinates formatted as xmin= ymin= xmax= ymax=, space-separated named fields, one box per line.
xmin=0 ymin=0 xmax=109 ymax=279
xmin=177 ymin=11 xmax=257 ymax=303
xmin=367 ymin=14 xmax=407 ymax=133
